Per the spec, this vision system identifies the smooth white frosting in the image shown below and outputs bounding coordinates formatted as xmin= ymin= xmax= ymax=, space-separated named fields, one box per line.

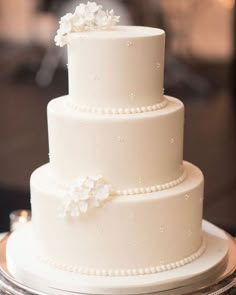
xmin=38 ymin=238 xmax=206 ymax=276
xmin=30 ymin=161 xmax=204 ymax=274
xmin=67 ymin=26 xmax=165 ymax=108
xmin=47 ymin=95 xmax=184 ymax=191
xmin=6 ymin=221 xmax=229 ymax=294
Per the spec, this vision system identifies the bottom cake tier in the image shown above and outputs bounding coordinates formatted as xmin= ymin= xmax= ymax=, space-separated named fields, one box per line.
xmin=30 ymin=161 xmax=204 ymax=276
xmin=6 ymin=221 xmax=230 ymax=295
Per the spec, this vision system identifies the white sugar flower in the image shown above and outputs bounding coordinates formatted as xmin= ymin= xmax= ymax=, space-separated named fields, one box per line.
xmin=87 ymin=2 xmax=101 ymax=14
xmin=59 ymin=13 xmax=74 ymax=34
xmin=75 ymin=3 xmax=86 ymax=16
xmin=54 ymin=30 xmax=70 ymax=47
xmin=95 ymin=185 xmax=110 ymax=201
xmin=59 ymin=175 xmax=111 ymax=218
xmin=54 ymin=1 xmax=120 ymax=47
xmin=76 ymin=2 xmax=100 ymax=22
xmin=75 ymin=2 xmax=100 ymax=18
xmin=95 ymin=9 xmax=108 ymax=27
xmin=108 ymin=9 xmax=120 ymax=26
xmin=72 ymin=16 xmax=86 ymax=30
xmin=79 ymin=201 xmax=89 ymax=213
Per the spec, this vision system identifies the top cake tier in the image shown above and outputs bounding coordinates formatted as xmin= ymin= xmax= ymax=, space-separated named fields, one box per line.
xmin=67 ymin=26 xmax=165 ymax=109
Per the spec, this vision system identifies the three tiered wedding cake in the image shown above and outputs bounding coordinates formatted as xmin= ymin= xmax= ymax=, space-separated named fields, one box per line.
xmin=6 ymin=2 xmax=229 ymax=294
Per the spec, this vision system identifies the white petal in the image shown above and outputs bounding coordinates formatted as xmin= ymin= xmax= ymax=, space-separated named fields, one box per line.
xmin=94 ymin=185 xmax=111 ymax=201
xmin=84 ymin=11 xmax=95 ymax=22
xmin=67 ymin=190 xmax=78 ymax=200
xmin=73 ymin=16 xmax=85 ymax=28
xmin=73 ymin=176 xmax=86 ymax=188
xmin=83 ymin=177 xmax=95 ymax=190
xmin=54 ymin=33 xmax=68 ymax=47
xmin=77 ymin=190 xmax=90 ymax=200
xmin=59 ymin=23 xmax=72 ymax=34
xmin=75 ymin=4 xmax=86 ymax=16
xmin=91 ymin=175 xmax=103 ymax=181
xmin=61 ymin=13 xmax=73 ymax=22
xmin=79 ymin=201 xmax=89 ymax=213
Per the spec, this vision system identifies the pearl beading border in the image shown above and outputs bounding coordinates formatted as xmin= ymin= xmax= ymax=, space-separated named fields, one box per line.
xmin=39 ymin=237 xmax=206 ymax=276
xmin=111 ymin=170 xmax=186 ymax=196
xmin=54 ymin=169 xmax=186 ymax=197
xmin=66 ymin=99 xmax=168 ymax=115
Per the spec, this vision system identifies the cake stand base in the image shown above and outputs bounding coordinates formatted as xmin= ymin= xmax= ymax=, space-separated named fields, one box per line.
xmin=1 ymin=220 xmax=236 ymax=295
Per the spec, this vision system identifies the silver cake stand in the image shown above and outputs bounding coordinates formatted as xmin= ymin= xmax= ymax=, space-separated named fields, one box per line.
xmin=1 ymin=234 xmax=236 ymax=295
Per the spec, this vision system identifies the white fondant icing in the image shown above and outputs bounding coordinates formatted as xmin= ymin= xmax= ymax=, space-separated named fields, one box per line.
xmin=67 ymin=26 xmax=165 ymax=108
xmin=47 ymin=96 xmax=184 ymax=191
xmin=30 ymin=161 xmax=204 ymax=273
xmin=8 ymin=221 xmax=229 ymax=294
xmin=38 ymin=238 xmax=206 ymax=276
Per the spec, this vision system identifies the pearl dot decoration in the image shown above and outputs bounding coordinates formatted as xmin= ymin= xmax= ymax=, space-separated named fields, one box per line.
xmin=156 ymin=62 xmax=161 ymax=69
xmin=117 ymin=136 xmax=125 ymax=143
xmin=128 ymin=212 xmax=135 ymax=224
xmin=91 ymin=74 xmax=100 ymax=81
xmin=138 ymin=176 xmax=142 ymax=184
xmin=187 ymin=229 xmax=193 ymax=238
xmin=170 ymin=138 xmax=175 ymax=144
xmin=129 ymin=92 xmax=136 ymax=101
xmin=185 ymin=194 xmax=190 ymax=201
xmin=159 ymin=226 xmax=165 ymax=233
xmin=111 ymin=169 xmax=186 ymax=196
xmin=126 ymin=40 xmax=132 ymax=47
xmin=39 ymin=238 xmax=205 ymax=276
xmin=66 ymin=99 xmax=168 ymax=115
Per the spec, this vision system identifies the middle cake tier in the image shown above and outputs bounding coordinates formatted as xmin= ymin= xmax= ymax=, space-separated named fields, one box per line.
xmin=48 ymin=95 xmax=184 ymax=192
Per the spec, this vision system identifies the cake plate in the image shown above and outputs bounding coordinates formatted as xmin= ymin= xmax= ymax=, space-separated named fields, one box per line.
xmin=1 ymin=222 xmax=236 ymax=295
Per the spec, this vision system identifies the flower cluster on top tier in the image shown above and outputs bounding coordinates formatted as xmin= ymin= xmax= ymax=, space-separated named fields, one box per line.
xmin=59 ymin=175 xmax=111 ymax=217
xmin=55 ymin=2 xmax=120 ymax=47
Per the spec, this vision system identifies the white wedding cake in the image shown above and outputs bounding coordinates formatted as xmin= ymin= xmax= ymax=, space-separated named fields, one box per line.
xmin=6 ymin=2 xmax=230 ymax=294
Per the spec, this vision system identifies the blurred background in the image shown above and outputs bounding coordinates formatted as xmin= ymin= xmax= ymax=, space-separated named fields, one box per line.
xmin=0 ymin=0 xmax=235 ymax=233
